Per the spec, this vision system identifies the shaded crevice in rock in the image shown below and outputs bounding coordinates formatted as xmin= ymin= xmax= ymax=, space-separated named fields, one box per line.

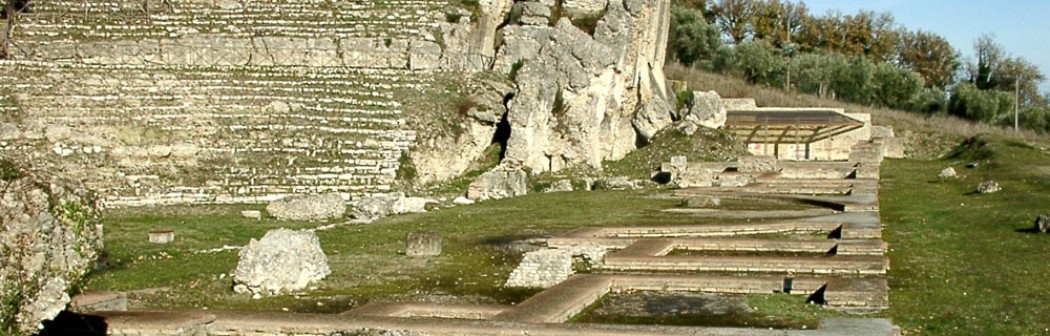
xmin=492 ymin=109 xmax=512 ymax=160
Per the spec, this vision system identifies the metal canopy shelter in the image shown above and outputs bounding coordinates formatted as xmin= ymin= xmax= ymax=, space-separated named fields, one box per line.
xmin=724 ymin=109 xmax=865 ymax=159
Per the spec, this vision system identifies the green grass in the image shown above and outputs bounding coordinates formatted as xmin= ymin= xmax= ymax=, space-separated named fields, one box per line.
xmin=602 ymin=127 xmax=746 ymax=178
xmin=84 ymin=134 xmax=1050 ymax=332
xmin=878 ymin=135 xmax=1050 ymax=335
xmin=91 ymin=191 xmax=807 ymax=312
xmin=571 ymin=292 xmax=840 ymax=329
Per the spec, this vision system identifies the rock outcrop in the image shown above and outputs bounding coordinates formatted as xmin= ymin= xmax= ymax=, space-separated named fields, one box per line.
xmin=233 ymin=229 xmax=330 ymax=297
xmin=0 ymin=158 xmax=104 ymax=335
xmin=265 ymin=193 xmax=346 ymax=222
xmin=494 ymin=0 xmax=672 ymax=173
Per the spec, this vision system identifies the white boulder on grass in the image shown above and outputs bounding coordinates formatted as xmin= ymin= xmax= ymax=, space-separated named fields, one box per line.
xmin=233 ymin=229 xmax=330 ymax=297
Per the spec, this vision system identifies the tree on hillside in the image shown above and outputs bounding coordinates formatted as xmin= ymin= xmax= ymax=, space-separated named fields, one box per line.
xmin=748 ymin=0 xmax=808 ymax=48
xmin=970 ymin=34 xmax=1005 ymax=91
xmin=965 ymin=34 xmax=1047 ymax=105
xmin=949 ymin=82 xmax=1014 ymax=122
xmin=898 ymin=30 xmax=960 ymax=88
xmin=669 ymin=6 xmax=722 ymax=65
xmin=712 ymin=0 xmax=754 ymax=43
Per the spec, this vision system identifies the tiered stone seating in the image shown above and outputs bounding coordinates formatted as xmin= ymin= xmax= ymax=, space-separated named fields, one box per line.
xmin=18 ymin=0 xmax=452 ymax=41
xmin=0 ymin=57 xmax=427 ymax=204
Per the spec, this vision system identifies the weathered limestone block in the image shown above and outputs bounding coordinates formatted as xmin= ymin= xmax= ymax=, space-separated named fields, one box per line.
xmin=938 ymin=167 xmax=957 ymax=179
xmin=681 ymin=90 xmax=727 ymax=129
xmin=714 ymin=174 xmax=755 ymax=187
xmin=632 ymin=95 xmax=674 ymax=141
xmin=409 ymin=40 xmax=442 ymax=70
xmin=976 ymin=181 xmax=1000 ymax=194
xmin=595 ymin=176 xmax=636 ymax=190
xmin=563 ymin=0 xmax=607 ymax=15
xmin=738 ymin=156 xmax=778 ymax=173
xmin=682 ymin=196 xmax=720 ymax=208
xmin=722 ymin=98 xmax=758 ymax=111
xmin=351 ymin=193 xmax=437 ymax=219
xmin=233 ymin=229 xmax=330 ymax=297
xmin=352 ymin=192 xmax=403 ymax=220
xmin=518 ymin=2 xmax=552 ymax=25
xmin=0 ymin=158 xmax=104 ymax=335
xmin=505 ymin=249 xmax=573 ymax=288
xmin=1035 ymin=215 xmax=1050 ymax=233
xmin=544 ymin=179 xmax=574 ymax=193
xmin=467 ymin=162 xmax=528 ymax=201
xmin=0 ymin=123 xmax=21 ymax=140
xmin=405 ymin=231 xmax=442 ymax=257
xmin=266 ymin=193 xmax=346 ymax=221
xmin=240 ymin=210 xmax=262 ymax=219
xmin=676 ymin=168 xmax=713 ymax=188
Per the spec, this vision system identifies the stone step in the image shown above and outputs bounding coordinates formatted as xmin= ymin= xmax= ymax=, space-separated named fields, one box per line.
xmin=601 ymin=255 xmax=889 ymax=275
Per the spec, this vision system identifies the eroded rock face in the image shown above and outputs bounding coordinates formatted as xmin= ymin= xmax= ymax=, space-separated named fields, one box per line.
xmin=495 ymin=0 xmax=672 ymax=173
xmin=233 ymin=229 xmax=330 ymax=297
xmin=0 ymin=158 xmax=104 ymax=335
xmin=265 ymin=193 xmax=346 ymax=221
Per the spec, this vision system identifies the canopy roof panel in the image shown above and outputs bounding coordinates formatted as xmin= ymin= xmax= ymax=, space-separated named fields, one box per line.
xmin=724 ymin=109 xmax=865 ymax=144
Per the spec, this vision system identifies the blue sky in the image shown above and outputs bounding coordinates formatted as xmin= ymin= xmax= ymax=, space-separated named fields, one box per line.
xmin=803 ymin=0 xmax=1050 ymax=93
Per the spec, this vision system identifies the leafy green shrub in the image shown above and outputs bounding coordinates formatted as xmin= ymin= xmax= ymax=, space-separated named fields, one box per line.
xmin=0 ymin=158 xmax=19 ymax=181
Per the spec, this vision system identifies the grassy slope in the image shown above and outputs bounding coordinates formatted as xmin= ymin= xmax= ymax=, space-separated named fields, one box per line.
xmin=88 ymin=191 xmax=817 ymax=313
xmin=673 ymin=65 xmax=1050 ymax=333
xmin=665 ymin=63 xmax=1046 ymax=159
xmin=879 ymin=137 xmax=1050 ymax=335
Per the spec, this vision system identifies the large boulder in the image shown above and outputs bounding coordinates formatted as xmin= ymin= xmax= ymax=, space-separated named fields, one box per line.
xmin=233 ymin=229 xmax=330 ymax=297
xmin=976 ymin=181 xmax=1001 ymax=194
xmin=681 ymin=91 xmax=727 ymax=129
xmin=1035 ymin=215 xmax=1050 ymax=233
xmin=939 ymin=167 xmax=957 ymax=179
xmin=467 ymin=161 xmax=528 ymax=201
xmin=265 ymin=193 xmax=346 ymax=221
xmin=0 ymin=158 xmax=104 ymax=335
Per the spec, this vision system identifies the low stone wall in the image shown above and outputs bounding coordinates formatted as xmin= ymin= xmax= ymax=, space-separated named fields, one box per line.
xmin=505 ymin=249 xmax=574 ymax=288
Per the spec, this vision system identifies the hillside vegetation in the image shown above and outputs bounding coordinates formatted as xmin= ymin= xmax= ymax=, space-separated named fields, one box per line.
xmin=666 ymin=63 xmax=1048 ymax=158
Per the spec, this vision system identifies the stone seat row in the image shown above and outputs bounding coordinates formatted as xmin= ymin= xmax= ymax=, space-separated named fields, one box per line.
xmin=0 ymin=60 xmax=434 ymax=79
xmin=14 ymin=82 xmax=399 ymax=101
xmin=17 ymin=19 xmax=437 ymax=34
xmin=19 ymin=93 xmax=401 ymax=109
xmin=9 ymin=79 xmax=400 ymax=100
xmin=6 ymin=72 xmax=430 ymax=92
xmin=24 ymin=114 xmax=407 ymax=133
xmin=30 ymin=0 xmax=448 ymax=14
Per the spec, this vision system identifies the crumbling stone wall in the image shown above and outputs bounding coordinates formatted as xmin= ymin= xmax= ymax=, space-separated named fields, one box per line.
xmin=0 ymin=157 xmax=104 ymax=335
